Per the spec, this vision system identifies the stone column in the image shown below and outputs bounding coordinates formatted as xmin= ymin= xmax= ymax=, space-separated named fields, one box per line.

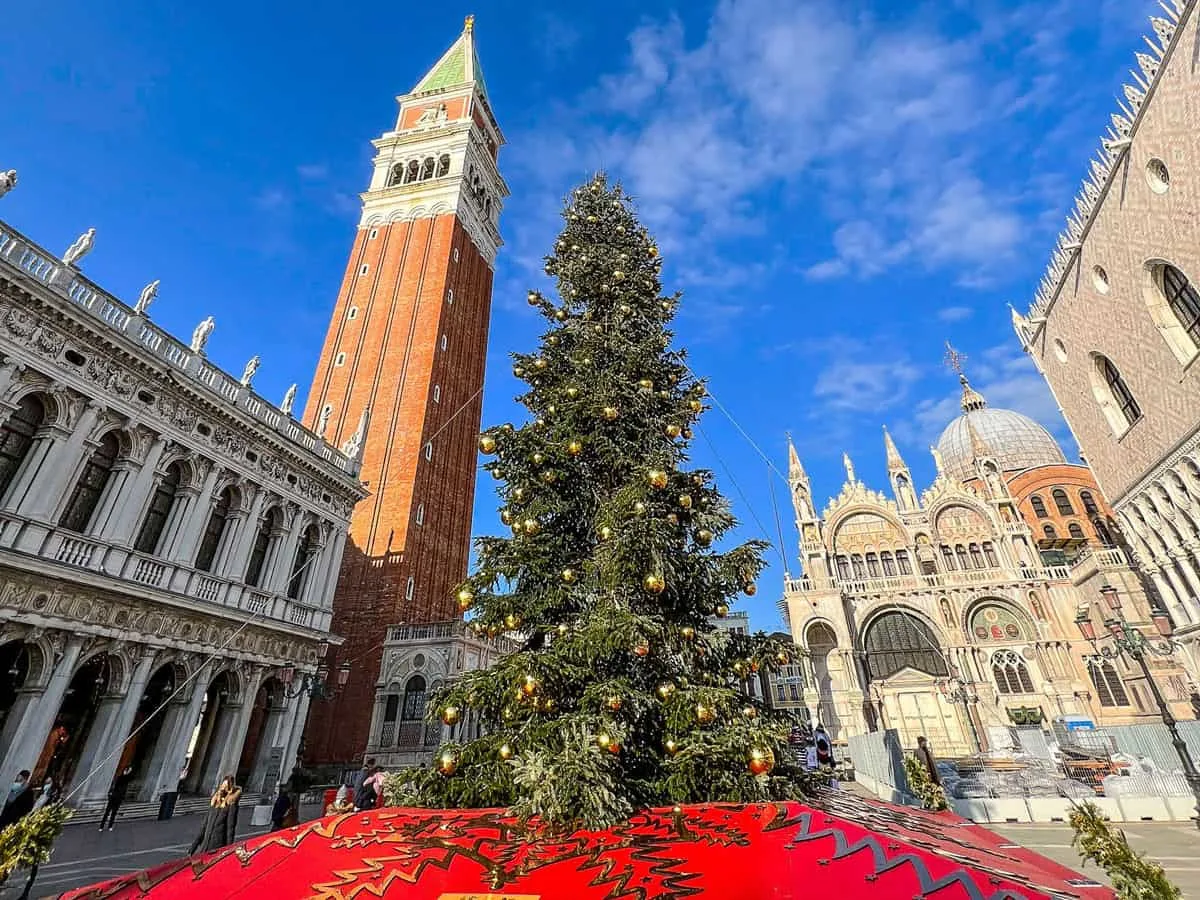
xmin=168 ymin=464 xmax=222 ymax=566
xmin=0 ymin=635 xmax=84 ymax=781
xmin=77 ymin=648 xmax=160 ymax=804
xmin=265 ymin=506 xmax=305 ymax=596
xmin=224 ymin=488 xmax=269 ymax=582
xmin=6 ymin=419 xmax=75 ymax=517
xmin=142 ymin=663 xmax=213 ymax=802
xmin=312 ymin=528 xmax=347 ymax=609
xmin=216 ymin=667 xmax=265 ymax=783
xmin=278 ymin=690 xmax=312 ymax=789
xmin=101 ymin=437 xmax=168 ymax=544
xmin=1162 ymin=563 xmax=1197 ymax=622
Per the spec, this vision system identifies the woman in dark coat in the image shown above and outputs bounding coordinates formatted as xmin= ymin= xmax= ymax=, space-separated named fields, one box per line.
xmin=189 ymin=775 xmax=241 ymax=855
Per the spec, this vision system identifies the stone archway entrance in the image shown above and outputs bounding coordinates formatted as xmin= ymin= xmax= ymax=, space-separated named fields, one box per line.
xmin=120 ymin=663 xmax=180 ymax=797
xmin=182 ymin=670 xmax=239 ymax=795
xmin=36 ymin=653 xmax=116 ymax=792
xmin=238 ymin=677 xmax=287 ymax=793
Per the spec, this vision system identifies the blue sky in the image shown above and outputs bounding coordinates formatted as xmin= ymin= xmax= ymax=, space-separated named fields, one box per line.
xmin=0 ymin=0 xmax=1152 ymax=630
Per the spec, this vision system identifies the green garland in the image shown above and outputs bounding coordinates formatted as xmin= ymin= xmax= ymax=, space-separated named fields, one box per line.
xmin=902 ymin=755 xmax=948 ymax=812
xmin=0 ymin=802 xmax=73 ymax=880
xmin=1069 ymin=802 xmax=1180 ymax=900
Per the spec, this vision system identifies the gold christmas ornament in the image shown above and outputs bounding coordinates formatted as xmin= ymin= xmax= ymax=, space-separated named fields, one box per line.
xmin=566 ymin=386 xmax=579 ymax=399
xmin=666 ymin=513 xmax=679 ymax=526
xmin=513 ymin=487 xmax=526 ymax=501
xmin=638 ymin=378 xmax=654 ymax=390
xmin=656 ymin=681 xmax=675 ymax=700
xmin=547 ymin=405 xmax=557 ymax=415
xmin=561 ymin=568 xmax=577 ymax=584
xmin=557 ymin=623 xmax=569 ymax=635
xmin=665 ymin=739 xmax=679 ymax=755
xmin=535 ymin=418 xmax=545 ymax=428
xmin=681 ymin=427 xmax=693 ymax=440
xmin=532 ymin=452 xmax=545 ymax=465
xmin=527 ymin=291 xmax=539 ymax=306
xmin=744 ymin=583 xmax=758 ymax=596
xmin=499 ymin=743 xmax=514 ymax=760
xmin=554 ymin=309 xmax=568 ymax=321
xmin=599 ymin=525 xmax=614 ymax=541
xmin=547 ymin=335 xmax=560 ymax=346
xmin=521 ymin=674 xmax=539 ymax=696
xmin=748 ymin=747 xmax=775 ymax=776
xmin=688 ymin=399 xmax=703 ymax=413
xmin=500 ymin=509 xmax=513 ymax=525
xmin=695 ymin=703 xmax=716 ymax=725
xmin=607 ymin=695 xmax=622 ymax=712
xmin=742 ymin=705 xmax=757 ymax=720
xmin=441 ymin=706 xmax=461 ymax=726
xmin=714 ymin=602 xmax=729 ymax=618
xmin=649 ymin=245 xmax=659 ymax=257
xmin=647 ymin=470 xmax=669 ymax=489
xmin=614 ymin=270 xmax=625 ymax=280
xmin=540 ymin=470 xmax=557 ymax=484
xmin=776 ymin=651 xmax=790 ymax=665
xmin=678 ymin=493 xmax=693 ymax=509
xmin=680 ymin=626 xmax=695 ymax=641
xmin=643 ymin=573 xmax=666 ymax=594
xmin=691 ymin=474 xmax=704 ymax=486
xmin=665 ymin=424 xmax=682 ymax=438
xmin=616 ymin=224 xmax=625 ymax=233
xmin=597 ymin=732 xmax=612 ymax=749
xmin=634 ymin=642 xmax=650 ymax=658
xmin=504 ymin=613 xmax=520 ymax=629
xmin=479 ymin=435 xmax=497 ymax=454
xmin=437 ymin=750 xmax=459 ymax=776
xmin=490 ymin=468 xmax=504 ymax=480
xmin=633 ymin=501 xmax=647 ymax=516
xmin=522 ymin=518 xmax=540 ymax=535
xmin=619 ymin=304 xmax=631 ymax=314
xmin=456 ymin=588 xmax=474 ymax=611
xmin=534 ymin=358 xmax=548 ymax=370
xmin=566 ymin=439 xmax=583 ymax=456
xmin=696 ymin=529 xmax=714 ymax=546
xmin=602 ymin=406 xmax=619 ymax=421
xmin=514 ymin=366 xmax=526 ymax=377
xmin=593 ymin=324 xmax=604 ymax=334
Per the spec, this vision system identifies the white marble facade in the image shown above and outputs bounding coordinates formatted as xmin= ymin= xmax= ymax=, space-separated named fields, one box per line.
xmin=0 ymin=218 xmax=366 ymax=807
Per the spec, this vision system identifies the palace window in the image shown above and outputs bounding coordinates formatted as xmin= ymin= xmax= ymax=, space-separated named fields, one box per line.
xmin=969 ymin=543 xmax=985 ymax=568
xmin=1090 ymin=353 xmax=1141 ymax=434
xmin=335 ymin=353 xmax=346 ymax=367
xmin=405 ymin=576 xmax=414 ymax=601
xmin=424 ymin=442 xmax=433 ymax=460
xmin=436 ymin=154 xmax=451 ymax=177
xmin=1080 ymin=491 xmax=1099 ymax=515
xmin=880 ymin=551 xmax=896 ymax=576
xmin=1043 ymin=524 xmax=1057 ymax=541
xmin=432 ymin=385 xmax=441 ymax=403
xmin=895 ymin=550 xmax=912 ymax=574
xmin=135 ymin=461 xmax=186 ymax=555
xmin=1052 ymin=488 xmax=1074 ymax=515
xmin=1030 ymin=495 xmax=1048 ymax=518
xmin=195 ymin=485 xmax=237 ymax=572
xmin=244 ymin=506 xmax=281 ymax=588
xmin=955 ymin=545 xmax=970 ymax=570
xmin=1155 ymin=263 xmax=1200 ymax=359
xmin=865 ymin=553 xmax=880 ymax=577
xmin=836 ymin=556 xmax=851 ymax=581
xmin=862 ymin=611 xmax=949 ymax=680
xmin=1089 ymin=659 xmax=1130 ymax=707
xmin=401 ymin=674 xmax=427 ymax=721
xmin=982 ymin=542 xmax=999 ymax=567
xmin=59 ymin=431 xmax=120 ymax=533
xmin=404 ymin=160 xmax=420 ymax=184
xmin=992 ymin=649 xmax=1035 ymax=695
xmin=1068 ymin=522 xmax=1086 ymax=540
xmin=420 ymin=157 xmax=436 ymax=180
xmin=941 ymin=545 xmax=956 ymax=571
xmin=415 ymin=503 xmax=424 ymax=525
xmin=287 ymin=523 xmax=321 ymax=600
xmin=1094 ymin=518 xmax=1114 ymax=546
xmin=0 ymin=394 xmax=45 ymax=503
xmin=850 ymin=554 xmax=866 ymax=578
xmin=347 ymin=306 xmax=358 ymax=320
xmin=388 ymin=164 xmax=404 ymax=187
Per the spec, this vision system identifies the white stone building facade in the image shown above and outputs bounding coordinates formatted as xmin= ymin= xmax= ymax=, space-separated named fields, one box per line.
xmin=0 ymin=214 xmax=367 ymax=808
xmin=1013 ymin=0 xmax=1200 ymax=679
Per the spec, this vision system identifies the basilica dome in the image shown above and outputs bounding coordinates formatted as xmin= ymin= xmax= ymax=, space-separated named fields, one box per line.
xmin=935 ymin=375 xmax=1066 ymax=483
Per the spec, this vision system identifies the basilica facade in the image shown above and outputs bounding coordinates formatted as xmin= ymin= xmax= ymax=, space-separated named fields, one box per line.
xmin=780 ymin=372 xmax=1193 ymax=756
xmin=0 ymin=211 xmax=366 ymax=808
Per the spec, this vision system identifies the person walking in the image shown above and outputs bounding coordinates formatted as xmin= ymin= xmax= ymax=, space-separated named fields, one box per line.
xmin=188 ymin=775 xmax=242 ymax=856
xmin=270 ymin=784 xmax=294 ymax=831
xmin=916 ymin=736 xmax=941 ymax=786
xmin=99 ymin=765 xmax=135 ymax=831
xmin=813 ymin=725 xmax=835 ymax=770
xmin=353 ymin=765 xmax=382 ymax=811
xmin=0 ymin=770 xmax=33 ymax=828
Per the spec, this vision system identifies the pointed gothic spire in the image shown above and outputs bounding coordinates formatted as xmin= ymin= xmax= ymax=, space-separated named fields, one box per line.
xmin=842 ymin=452 xmax=857 ymax=484
xmin=930 ymin=445 xmax=945 ymax=474
xmin=965 ymin=416 xmax=991 ymax=462
xmin=882 ymin=425 xmax=907 ymax=472
xmin=787 ymin=432 xmax=807 ymax=483
xmin=411 ymin=15 xmax=489 ymax=99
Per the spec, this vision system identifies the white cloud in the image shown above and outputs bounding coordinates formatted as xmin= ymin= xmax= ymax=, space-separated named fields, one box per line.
xmin=937 ymin=305 xmax=975 ymax=322
xmin=296 ymin=163 xmax=328 ymax=180
xmin=809 ymin=337 xmax=924 ymax=414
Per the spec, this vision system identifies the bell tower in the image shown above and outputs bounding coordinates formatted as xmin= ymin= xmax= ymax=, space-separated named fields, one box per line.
xmin=302 ymin=16 xmax=507 ymax=766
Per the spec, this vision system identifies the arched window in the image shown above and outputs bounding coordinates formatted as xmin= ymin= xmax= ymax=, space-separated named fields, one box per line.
xmin=1093 ymin=518 xmax=1114 ymax=546
xmin=436 ymin=154 xmax=450 ymax=177
xmin=404 ymin=160 xmax=420 ymax=184
xmin=1080 ymin=491 xmax=1099 ymax=515
xmin=992 ymin=649 xmax=1035 ymax=694
xmin=59 ymin=431 xmax=120 ymax=533
xmin=1068 ymin=522 xmax=1086 ymax=540
xmin=969 ymin=543 xmax=985 ymax=568
xmin=836 ymin=556 xmax=850 ymax=581
xmin=941 ymin=545 xmax=956 ymax=571
xmin=1043 ymin=524 xmax=1057 ymax=541
xmin=287 ymin=523 xmax=321 ymax=600
xmin=388 ymin=164 xmax=404 ymax=187
xmin=895 ymin=550 xmax=912 ymax=574
xmin=401 ymin=674 xmax=427 ymax=721
xmin=1030 ymin=495 xmax=1048 ymax=518
xmin=195 ymin=485 xmax=236 ymax=572
xmin=420 ymin=157 xmax=436 ymax=180
xmin=862 ymin=611 xmax=949 ymax=680
xmin=850 ymin=555 xmax=865 ymax=578
xmin=880 ymin=551 xmax=896 ymax=576
xmin=381 ymin=693 xmax=400 ymax=744
xmin=1154 ymin=263 xmax=1200 ymax=359
xmin=969 ymin=603 xmax=1030 ymax=642
xmin=865 ymin=553 xmax=880 ymax=577
xmin=1052 ymin=488 xmax=1074 ymax=515
xmin=1091 ymin=354 xmax=1141 ymax=433
xmin=955 ymin=545 xmax=970 ymax=570
xmin=982 ymin=542 xmax=999 ymax=567
xmin=0 ymin=394 xmax=46 ymax=504
xmin=244 ymin=506 xmax=281 ymax=588
xmin=1089 ymin=659 xmax=1129 ymax=707
xmin=134 ymin=461 xmax=185 ymax=554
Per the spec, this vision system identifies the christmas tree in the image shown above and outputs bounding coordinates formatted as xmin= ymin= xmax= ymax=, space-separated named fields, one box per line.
xmin=396 ymin=175 xmax=807 ymax=829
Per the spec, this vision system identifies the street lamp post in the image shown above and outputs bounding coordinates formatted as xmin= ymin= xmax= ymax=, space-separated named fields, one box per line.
xmin=1075 ymin=583 xmax=1200 ymax=830
xmin=279 ymin=660 xmax=351 ymax=701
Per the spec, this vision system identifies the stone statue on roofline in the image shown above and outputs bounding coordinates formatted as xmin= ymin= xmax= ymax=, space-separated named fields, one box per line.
xmin=134 ymin=279 xmax=160 ymax=316
xmin=240 ymin=355 xmax=261 ymax=387
xmin=190 ymin=316 xmax=215 ymax=355
xmin=281 ymin=384 xmax=297 ymax=417
xmin=0 ymin=170 xmax=17 ymax=199
xmin=62 ymin=228 xmax=96 ymax=267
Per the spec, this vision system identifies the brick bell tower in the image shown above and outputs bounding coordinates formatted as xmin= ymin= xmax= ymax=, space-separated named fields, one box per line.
xmin=302 ymin=16 xmax=506 ymax=767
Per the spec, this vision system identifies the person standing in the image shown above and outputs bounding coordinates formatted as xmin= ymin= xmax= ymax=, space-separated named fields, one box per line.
xmin=353 ymin=758 xmax=376 ymax=793
xmin=99 ymin=766 xmax=135 ymax=831
xmin=353 ymin=765 xmax=382 ymax=811
xmin=813 ymin=725 xmax=835 ymax=770
xmin=188 ymin=775 xmax=242 ymax=856
xmin=916 ymin=736 xmax=941 ymax=786
xmin=270 ymin=784 xmax=294 ymax=831
xmin=0 ymin=770 xmax=32 ymax=828
xmin=31 ymin=778 xmax=57 ymax=811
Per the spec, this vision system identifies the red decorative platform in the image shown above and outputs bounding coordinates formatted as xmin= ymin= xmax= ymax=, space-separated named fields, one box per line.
xmin=63 ymin=792 xmax=1111 ymax=899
